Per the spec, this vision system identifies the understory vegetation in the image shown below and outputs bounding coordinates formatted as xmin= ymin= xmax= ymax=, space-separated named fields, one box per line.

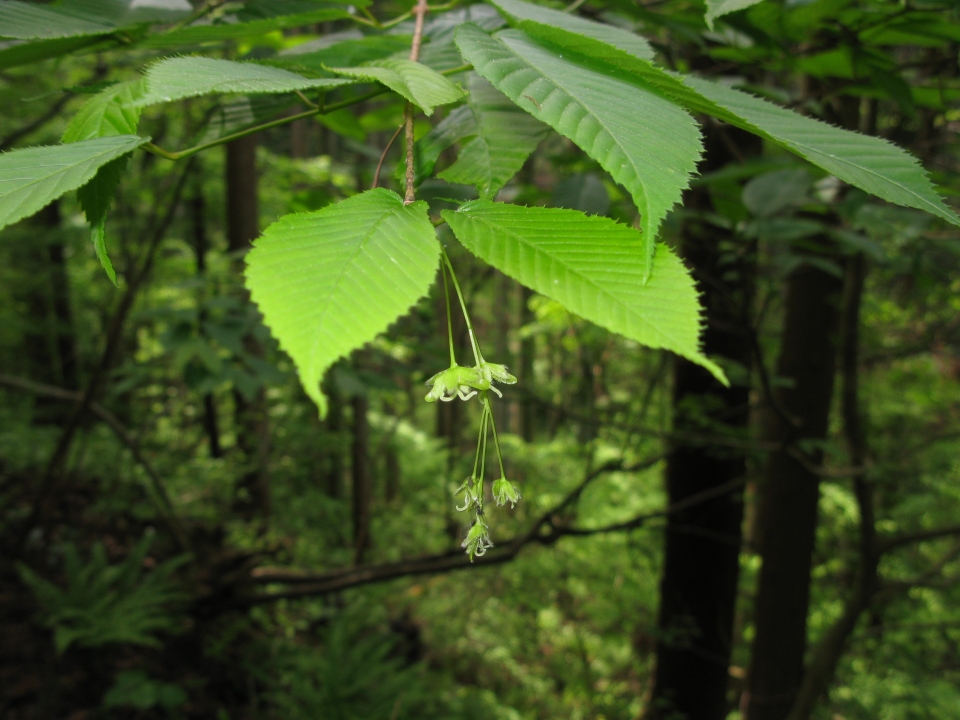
xmin=1 ymin=0 xmax=959 ymax=718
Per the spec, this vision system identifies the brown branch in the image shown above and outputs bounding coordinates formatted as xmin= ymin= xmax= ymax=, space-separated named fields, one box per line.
xmin=0 ymin=374 xmax=190 ymax=551
xmin=372 ymin=123 xmax=405 ymax=190
xmin=403 ymin=0 xmax=430 ymax=203
xmin=879 ymin=524 xmax=960 ymax=555
xmin=235 ymin=454 xmax=750 ymax=606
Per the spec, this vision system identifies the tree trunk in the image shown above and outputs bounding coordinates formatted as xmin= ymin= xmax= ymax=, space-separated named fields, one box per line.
xmin=746 ymin=239 xmax=844 ymax=720
xmin=385 ymin=443 xmax=400 ymax=503
xmin=226 ymin=135 xmax=270 ymax=516
xmin=323 ymin=371 xmax=345 ymax=499
xmin=519 ymin=284 xmax=536 ymax=443
xmin=190 ymin=186 xmax=222 ymax=458
xmin=351 ymin=393 xmax=371 ymax=563
xmin=22 ymin=203 xmax=78 ymax=389
xmin=648 ymin=127 xmax=759 ymax=720
xmin=783 ymin=253 xmax=877 ymax=720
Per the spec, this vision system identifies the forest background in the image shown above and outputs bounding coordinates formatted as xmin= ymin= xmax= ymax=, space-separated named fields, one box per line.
xmin=1 ymin=0 xmax=959 ymax=718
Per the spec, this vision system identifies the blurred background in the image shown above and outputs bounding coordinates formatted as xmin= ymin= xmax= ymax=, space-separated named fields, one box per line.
xmin=1 ymin=0 xmax=959 ymax=718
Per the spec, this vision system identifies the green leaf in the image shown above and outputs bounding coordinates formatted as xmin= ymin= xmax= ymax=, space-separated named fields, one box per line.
xmin=269 ymin=35 xmax=412 ymax=76
xmin=454 ymin=24 xmax=703 ymax=278
xmin=442 ymin=200 xmax=723 ymax=383
xmin=704 ymin=0 xmax=766 ymax=29
xmin=501 ymin=22 xmax=960 ymax=226
xmin=0 ymin=0 xmax=117 ymax=39
xmin=438 ymin=73 xmax=548 ymax=198
xmin=0 ymin=135 xmax=147 ymax=233
xmin=245 ymin=189 xmax=440 ymax=415
xmin=327 ymin=59 xmax=465 ymax=116
xmin=0 ymin=35 xmax=113 ymax=70
xmin=489 ymin=0 xmax=654 ymax=60
xmin=135 ymin=58 xmax=354 ymax=107
xmin=63 ymin=80 xmax=143 ymax=143
xmin=139 ymin=8 xmax=354 ymax=48
xmin=411 ymin=106 xmax=479 ymax=184
xmin=418 ymin=4 xmax=506 ymax=71
xmin=78 ymin=155 xmax=130 ymax=286
xmin=681 ymin=76 xmax=960 ymax=226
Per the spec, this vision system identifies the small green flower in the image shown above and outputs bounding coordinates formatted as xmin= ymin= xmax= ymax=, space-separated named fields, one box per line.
xmin=492 ymin=477 xmax=521 ymax=508
xmin=461 ymin=517 xmax=493 ymax=560
xmin=455 ymin=476 xmax=481 ymax=512
xmin=477 ymin=361 xmax=517 ymax=398
xmin=424 ymin=365 xmax=485 ymax=402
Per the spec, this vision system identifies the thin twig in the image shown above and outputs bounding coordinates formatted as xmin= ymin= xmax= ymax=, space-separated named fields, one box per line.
xmin=372 ymin=123 xmax=405 ymax=189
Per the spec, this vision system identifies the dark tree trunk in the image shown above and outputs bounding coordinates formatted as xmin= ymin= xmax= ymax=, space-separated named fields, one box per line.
xmin=519 ymin=284 xmax=536 ymax=443
xmin=323 ymin=372 xmax=345 ymax=499
xmin=351 ymin=393 xmax=371 ymax=563
xmin=191 ymin=187 xmax=222 ymax=459
xmin=226 ymin=135 xmax=270 ymax=516
xmin=385 ymin=443 xmax=400 ymax=503
xmin=648 ymin=127 xmax=759 ymax=720
xmin=22 ymin=202 xmax=78 ymax=392
xmin=46 ymin=206 xmax=79 ymax=392
xmin=746 ymin=239 xmax=844 ymax=720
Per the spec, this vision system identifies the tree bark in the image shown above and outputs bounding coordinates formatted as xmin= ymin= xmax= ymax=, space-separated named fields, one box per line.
xmin=226 ymin=135 xmax=270 ymax=516
xmin=648 ymin=127 xmax=759 ymax=720
xmin=22 ymin=202 xmax=79 ymax=399
xmin=190 ymin=186 xmax=222 ymax=458
xmin=519 ymin=284 xmax=536 ymax=443
xmin=351 ymin=393 xmax=372 ymax=564
xmin=746 ymin=240 xmax=844 ymax=720
xmin=783 ymin=253 xmax=877 ymax=720
xmin=323 ymin=371 xmax=345 ymax=499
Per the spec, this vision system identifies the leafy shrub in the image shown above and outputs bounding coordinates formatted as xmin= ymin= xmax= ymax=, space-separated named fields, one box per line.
xmin=17 ymin=530 xmax=189 ymax=653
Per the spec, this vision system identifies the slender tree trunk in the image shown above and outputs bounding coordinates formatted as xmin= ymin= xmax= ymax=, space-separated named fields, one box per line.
xmin=323 ymin=371 xmax=345 ymax=498
xmin=745 ymin=238 xmax=844 ymax=720
xmin=648 ymin=127 xmax=759 ymax=720
xmin=46 ymin=205 xmax=79 ymax=392
xmin=493 ymin=270 xmax=514 ymax=437
xmin=385 ymin=443 xmax=400 ymax=503
xmin=22 ymin=202 xmax=78 ymax=399
xmin=191 ymin=187 xmax=222 ymax=458
xmin=226 ymin=135 xmax=270 ymax=515
xmin=351 ymin=393 xmax=371 ymax=563
xmin=783 ymin=253 xmax=877 ymax=720
xmin=519 ymin=285 xmax=536 ymax=443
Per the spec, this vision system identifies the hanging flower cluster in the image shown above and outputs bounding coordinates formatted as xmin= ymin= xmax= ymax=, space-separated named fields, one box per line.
xmin=424 ymin=251 xmax=522 ymax=560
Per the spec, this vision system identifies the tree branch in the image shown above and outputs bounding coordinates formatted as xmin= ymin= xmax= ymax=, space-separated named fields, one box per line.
xmin=234 ymin=454 xmax=750 ymax=606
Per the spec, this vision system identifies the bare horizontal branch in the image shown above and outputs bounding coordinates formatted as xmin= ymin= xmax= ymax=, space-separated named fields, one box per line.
xmin=239 ymin=455 xmax=747 ymax=605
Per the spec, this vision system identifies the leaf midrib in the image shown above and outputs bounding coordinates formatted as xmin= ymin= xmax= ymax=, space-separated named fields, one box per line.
xmin=494 ymin=33 xmax=653 ymax=222
xmin=307 ymin=204 xmax=400 ymax=377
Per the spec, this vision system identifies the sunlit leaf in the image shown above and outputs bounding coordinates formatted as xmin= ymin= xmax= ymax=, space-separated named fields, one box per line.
xmin=245 ymin=189 xmax=440 ymax=415
xmin=0 ymin=135 xmax=147 ymax=233
xmin=442 ymin=200 xmax=724 ymax=382
xmin=455 ymin=24 xmax=703 ymax=278
xmin=327 ymin=59 xmax=465 ymax=116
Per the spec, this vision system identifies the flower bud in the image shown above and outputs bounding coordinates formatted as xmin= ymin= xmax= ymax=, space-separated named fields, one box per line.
xmin=492 ymin=477 xmax=521 ymax=508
